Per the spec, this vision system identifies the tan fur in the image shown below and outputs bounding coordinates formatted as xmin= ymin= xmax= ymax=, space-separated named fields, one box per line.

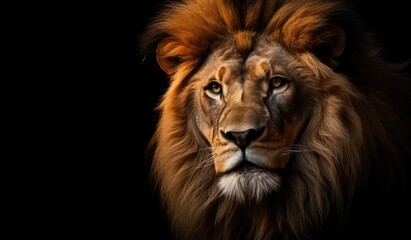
xmin=141 ymin=0 xmax=411 ymax=239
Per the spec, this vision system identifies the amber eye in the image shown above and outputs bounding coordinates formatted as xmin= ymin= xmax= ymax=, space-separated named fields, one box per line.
xmin=270 ymin=76 xmax=287 ymax=89
xmin=206 ymin=81 xmax=222 ymax=94
xmin=269 ymin=76 xmax=289 ymax=94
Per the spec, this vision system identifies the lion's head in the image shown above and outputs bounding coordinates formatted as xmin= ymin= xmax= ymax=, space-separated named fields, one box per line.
xmin=140 ymin=0 xmax=411 ymax=239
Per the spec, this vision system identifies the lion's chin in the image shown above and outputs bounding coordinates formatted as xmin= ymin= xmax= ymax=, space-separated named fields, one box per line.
xmin=218 ymin=169 xmax=282 ymax=202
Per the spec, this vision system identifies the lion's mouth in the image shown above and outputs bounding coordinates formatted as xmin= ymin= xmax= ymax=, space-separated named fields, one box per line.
xmin=224 ymin=160 xmax=268 ymax=175
xmin=217 ymin=159 xmax=283 ymax=200
xmin=221 ymin=159 xmax=286 ymax=178
xmin=237 ymin=160 xmax=260 ymax=170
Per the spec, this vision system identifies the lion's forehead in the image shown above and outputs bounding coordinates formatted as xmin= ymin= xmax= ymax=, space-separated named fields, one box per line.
xmin=200 ymin=40 xmax=293 ymax=84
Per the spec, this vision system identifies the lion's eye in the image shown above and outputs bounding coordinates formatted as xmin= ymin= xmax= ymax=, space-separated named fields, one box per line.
xmin=270 ymin=76 xmax=287 ymax=88
xmin=269 ymin=76 xmax=289 ymax=94
xmin=206 ymin=81 xmax=222 ymax=94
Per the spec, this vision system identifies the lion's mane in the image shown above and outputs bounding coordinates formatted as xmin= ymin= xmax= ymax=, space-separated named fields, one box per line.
xmin=140 ymin=0 xmax=411 ymax=239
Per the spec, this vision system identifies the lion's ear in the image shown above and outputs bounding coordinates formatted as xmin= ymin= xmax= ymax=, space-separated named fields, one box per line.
xmin=156 ymin=38 xmax=183 ymax=75
xmin=277 ymin=20 xmax=346 ymax=69
xmin=303 ymin=23 xmax=346 ymax=69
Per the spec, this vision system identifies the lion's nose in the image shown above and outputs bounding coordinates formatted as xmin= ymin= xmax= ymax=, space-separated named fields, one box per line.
xmin=220 ymin=128 xmax=264 ymax=150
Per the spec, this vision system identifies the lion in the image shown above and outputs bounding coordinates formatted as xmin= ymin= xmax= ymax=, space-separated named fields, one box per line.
xmin=140 ymin=0 xmax=411 ymax=239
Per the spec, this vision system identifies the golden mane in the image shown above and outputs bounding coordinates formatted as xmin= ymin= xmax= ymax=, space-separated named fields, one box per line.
xmin=141 ymin=0 xmax=411 ymax=239
xmin=141 ymin=0 xmax=365 ymax=75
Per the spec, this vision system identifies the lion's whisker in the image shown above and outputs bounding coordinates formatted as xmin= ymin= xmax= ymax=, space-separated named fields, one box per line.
xmin=193 ymin=155 xmax=215 ymax=171
xmin=184 ymin=147 xmax=213 ymax=155
xmin=185 ymin=153 xmax=215 ymax=185
xmin=275 ymin=145 xmax=314 ymax=158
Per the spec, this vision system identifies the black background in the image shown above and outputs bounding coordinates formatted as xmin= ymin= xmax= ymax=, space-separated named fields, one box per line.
xmin=78 ymin=0 xmax=411 ymax=239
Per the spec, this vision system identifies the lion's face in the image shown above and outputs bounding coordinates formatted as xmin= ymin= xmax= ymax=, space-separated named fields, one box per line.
xmin=193 ymin=37 xmax=308 ymax=201
xmin=142 ymin=0 xmax=410 ymax=238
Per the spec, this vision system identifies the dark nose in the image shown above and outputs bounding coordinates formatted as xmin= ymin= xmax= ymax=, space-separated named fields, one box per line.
xmin=220 ymin=128 xmax=264 ymax=150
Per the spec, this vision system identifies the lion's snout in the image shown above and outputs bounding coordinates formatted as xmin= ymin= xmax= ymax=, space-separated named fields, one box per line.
xmin=220 ymin=127 xmax=265 ymax=150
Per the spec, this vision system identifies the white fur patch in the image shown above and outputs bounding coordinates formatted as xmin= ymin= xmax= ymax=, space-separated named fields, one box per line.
xmin=218 ymin=171 xmax=281 ymax=202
